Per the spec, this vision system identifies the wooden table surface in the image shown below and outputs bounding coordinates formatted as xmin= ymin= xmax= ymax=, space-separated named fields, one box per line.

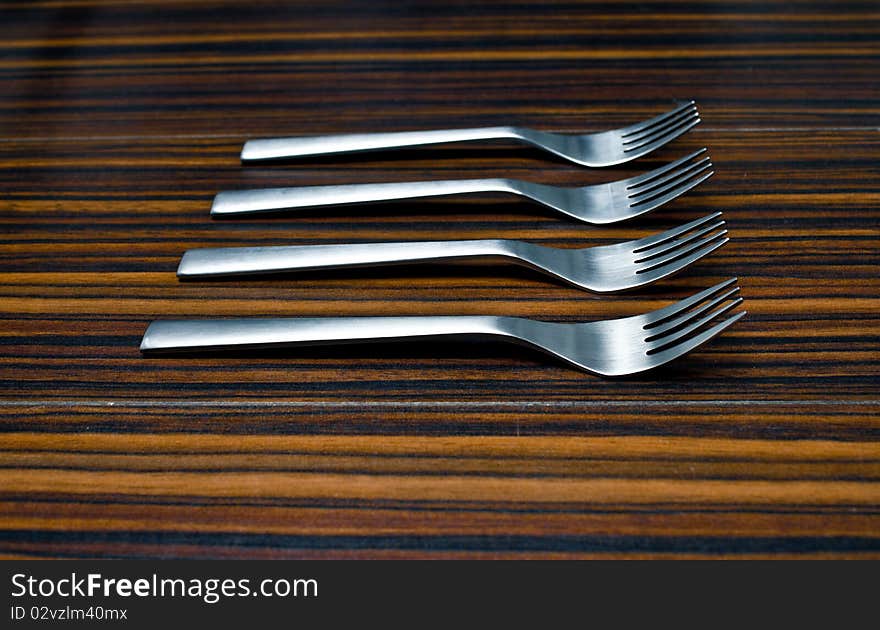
xmin=1 ymin=0 xmax=878 ymax=559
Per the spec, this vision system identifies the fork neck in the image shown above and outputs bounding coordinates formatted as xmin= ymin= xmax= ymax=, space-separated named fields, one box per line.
xmin=449 ymin=126 xmax=576 ymax=166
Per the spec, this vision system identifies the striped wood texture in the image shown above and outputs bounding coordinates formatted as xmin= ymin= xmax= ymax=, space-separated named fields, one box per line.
xmin=0 ymin=0 xmax=878 ymax=558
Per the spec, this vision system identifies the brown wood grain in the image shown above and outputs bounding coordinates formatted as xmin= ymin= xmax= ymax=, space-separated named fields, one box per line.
xmin=0 ymin=0 xmax=878 ymax=559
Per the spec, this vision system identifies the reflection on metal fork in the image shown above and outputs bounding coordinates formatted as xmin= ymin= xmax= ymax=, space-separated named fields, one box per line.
xmin=212 ymin=149 xmax=713 ymax=224
xmin=178 ymin=213 xmax=729 ymax=293
xmin=239 ymin=100 xmax=701 ymax=167
xmin=140 ymin=279 xmax=746 ymax=376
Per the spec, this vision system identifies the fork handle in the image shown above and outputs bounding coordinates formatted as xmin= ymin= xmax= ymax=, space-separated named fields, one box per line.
xmin=140 ymin=316 xmax=514 ymax=353
xmin=240 ymin=127 xmax=523 ymax=162
xmin=211 ymin=178 xmax=517 ymax=216
xmin=177 ymin=239 xmax=521 ymax=278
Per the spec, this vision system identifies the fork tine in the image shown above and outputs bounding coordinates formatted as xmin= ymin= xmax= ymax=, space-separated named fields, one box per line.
xmin=641 ymin=278 xmax=738 ymax=328
xmin=624 ymin=149 xmax=707 ymax=189
xmin=630 ymin=238 xmax=729 ymax=287
xmin=622 ymin=107 xmax=700 ymax=145
xmin=646 ymin=287 xmax=741 ymax=338
xmin=622 ymin=114 xmax=700 ymax=153
xmin=648 ymin=296 xmax=744 ymax=351
xmin=622 ymin=118 xmax=701 ymax=156
xmin=628 ymin=158 xmax=712 ymax=201
xmin=628 ymin=169 xmax=713 ymax=213
xmin=637 ymin=234 xmax=728 ymax=276
xmin=632 ymin=212 xmax=723 ymax=252
xmin=619 ymin=100 xmax=697 ymax=138
xmin=642 ymin=310 xmax=746 ymax=370
xmin=635 ymin=219 xmax=725 ymax=261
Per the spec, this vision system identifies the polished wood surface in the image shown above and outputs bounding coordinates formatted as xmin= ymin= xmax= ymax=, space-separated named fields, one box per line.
xmin=1 ymin=0 xmax=878 ymax=559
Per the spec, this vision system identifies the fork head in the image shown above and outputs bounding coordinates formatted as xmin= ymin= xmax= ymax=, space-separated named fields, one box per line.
xmin=567 ymin=148 xmax=713 ymax=224
xmin=566 ymin=212 xmax=729 ymax=292
xmin=568 ymin=100 xmax=702 ymax=167
xmin=557 ymin=279 xmax=746 ymax=376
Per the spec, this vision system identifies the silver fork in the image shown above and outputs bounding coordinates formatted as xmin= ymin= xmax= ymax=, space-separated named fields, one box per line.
xmin=212 ymin=149 xmax=713 ymax=224
xmin=140 ymin=279 xmax=745 ymax=376
xmin=177 ymin=213 xmax=728 ymax=293
xmin=239 ymin=100 xmax=701 ymax=167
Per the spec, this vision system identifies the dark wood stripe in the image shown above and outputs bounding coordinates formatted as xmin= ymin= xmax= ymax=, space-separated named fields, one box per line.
xmin=2 ymin=528 xmax=879 ymax=560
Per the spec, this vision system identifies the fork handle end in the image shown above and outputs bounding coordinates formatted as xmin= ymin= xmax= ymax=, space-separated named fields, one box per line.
xmin=240 ymin=127 xmax=519 ymax=162
xmin=176 ymin=240 xmax=514 ymax=278
xmin=140 ymin=316 xmax=509 ymax=353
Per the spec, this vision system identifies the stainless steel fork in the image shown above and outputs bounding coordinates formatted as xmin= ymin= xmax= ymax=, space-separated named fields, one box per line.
xmin=213 ymin=149 xmax=712 ymax=224
xmin=140 ymin=279 xmax=745 ymax=376
xmin=177 ymin=213 xmax=728 ymax=293
xmin=239 ymin=100 xmax=701 ymax=167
